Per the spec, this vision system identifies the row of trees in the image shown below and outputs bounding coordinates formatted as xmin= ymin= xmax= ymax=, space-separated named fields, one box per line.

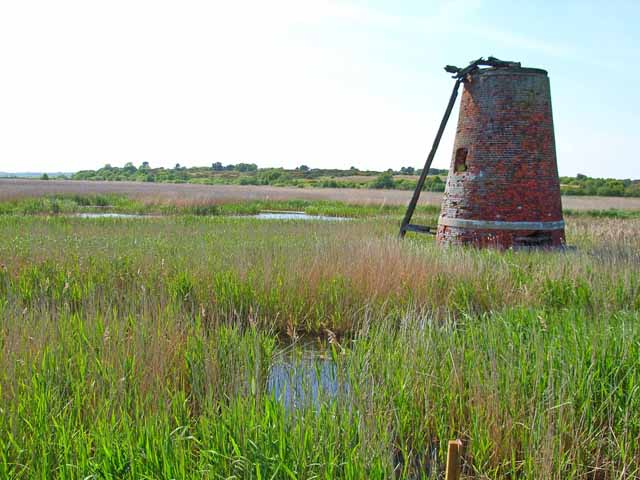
xmin=560 ymin=175 xmax=640 ymax=197
xmin=369 ymin=172 xmax=445 ymax=191
xmin=70 ymin=162 xmax=450 ymax=191
xmin=211 ymin=162 xmax=258 ymax=172
xmin=70 ymin=163 xmax=639 ymax=196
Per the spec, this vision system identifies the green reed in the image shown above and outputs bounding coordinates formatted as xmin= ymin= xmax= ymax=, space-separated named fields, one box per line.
xmin=1 ymin=212 xmax=639 ymax=478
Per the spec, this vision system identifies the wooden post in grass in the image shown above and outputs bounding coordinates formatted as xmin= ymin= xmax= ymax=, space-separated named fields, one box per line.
xmin=445 ymin=439 xmax=463 ymax=480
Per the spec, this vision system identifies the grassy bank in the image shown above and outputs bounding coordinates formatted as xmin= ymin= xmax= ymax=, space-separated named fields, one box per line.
xmin=2 ymin=192 xmax=640 ymax=220
xmin=0 ymin=193 xmax=439 ymax=219
xmin=1 ymin=212 xmax=640 ymax=477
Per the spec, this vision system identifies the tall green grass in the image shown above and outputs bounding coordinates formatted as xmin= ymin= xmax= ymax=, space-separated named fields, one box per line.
xmin=4 ymin=193 xmax=640 ymax=220
xmin=2 ymin=216 xmax=639 ymax=331
xmin=0 ymin=193 xmax=430 ymax=218
xmin=1 ymin=307 xmax=638 ymax=478
xmin=1 ymin=213 xmax=639 ymax=477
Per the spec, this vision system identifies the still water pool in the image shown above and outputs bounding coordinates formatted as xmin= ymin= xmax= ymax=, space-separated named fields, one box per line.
xmin=267 ymin=346 xmax=348 ymax=409
xmin=75 ymin=212 xmax=151 ymax=219
xmin=248 ymin=211 xmax=349 ymax=221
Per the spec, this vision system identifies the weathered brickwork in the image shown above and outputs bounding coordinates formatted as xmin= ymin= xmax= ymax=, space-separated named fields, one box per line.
xmin=436 ymin=67 xmax=565 ymax=249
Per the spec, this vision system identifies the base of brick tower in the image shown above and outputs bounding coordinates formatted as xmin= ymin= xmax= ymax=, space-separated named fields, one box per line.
xmin=436 ymin=226 xmax=566 ymax=250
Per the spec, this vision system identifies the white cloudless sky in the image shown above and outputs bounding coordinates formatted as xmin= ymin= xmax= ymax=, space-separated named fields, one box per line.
xmin=1 ymin=0 xmax=638 ymax=178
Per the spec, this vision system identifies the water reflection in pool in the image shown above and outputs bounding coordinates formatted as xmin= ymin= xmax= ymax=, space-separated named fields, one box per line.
xmin=250 ymin=212 xmax=349 ymax=221
xmin=75 ymin=212 xmax=151 ymax=219
xmin=267 ymin=346 xmax=349 ymax=409
xmin=74 ymin=211 xmax=350 ymax=221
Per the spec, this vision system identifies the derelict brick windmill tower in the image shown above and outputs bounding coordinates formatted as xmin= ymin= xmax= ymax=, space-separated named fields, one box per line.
xmin=399 ymin=57 xmax=565 ymax=249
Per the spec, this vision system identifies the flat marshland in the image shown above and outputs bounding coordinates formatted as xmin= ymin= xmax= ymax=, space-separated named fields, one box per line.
xmin=4 ymin=178 xmax=640 ymax=211
xmin=1 ymin=191 xmax=639 ymax=478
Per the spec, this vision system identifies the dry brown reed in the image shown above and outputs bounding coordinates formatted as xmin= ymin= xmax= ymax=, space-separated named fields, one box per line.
xmin=3 ymin=178 xmax=640 ymax=210
xmin=1 ymin=213 xmax=639 ymax=477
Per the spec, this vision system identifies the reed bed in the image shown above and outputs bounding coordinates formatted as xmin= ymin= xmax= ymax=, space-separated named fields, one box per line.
xmin=1 ymin=212 xmax=639 ymax=478
xmin=4 ymin=178 xmax=640 ymax=211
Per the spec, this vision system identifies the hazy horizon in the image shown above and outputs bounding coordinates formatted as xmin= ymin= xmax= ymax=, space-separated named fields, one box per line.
xmin=1 ymin=1 xmax=638 ymax=178
xmin=0 ymin=160 xmax=638 ymax=181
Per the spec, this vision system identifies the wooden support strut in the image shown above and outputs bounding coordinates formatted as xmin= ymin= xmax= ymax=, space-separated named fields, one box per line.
xmin=445 ymin=439 xmax=463 ymax=480
xmin=399 ymin=78 xmax=462 ymax=238
xmin=399 ymin=57 xmax=520 ymax=239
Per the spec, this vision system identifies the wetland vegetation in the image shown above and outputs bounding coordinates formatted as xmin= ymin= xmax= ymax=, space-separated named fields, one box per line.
xmin=0 ymin=192 xmax=639 ymax=478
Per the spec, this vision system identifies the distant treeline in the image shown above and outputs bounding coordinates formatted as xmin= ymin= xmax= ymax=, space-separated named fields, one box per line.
xmin=70 ymin=163 xmax=449 ymax=191
xmin=559 ymin=174 xmax=640 ymax=197
xmin=67 ymin=163 xmax=640 ymax=196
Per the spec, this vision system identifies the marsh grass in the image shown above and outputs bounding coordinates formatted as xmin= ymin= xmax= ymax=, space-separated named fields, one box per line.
xmin=5 ymin=178 xmax=640 ymax=212
xmin=3 ymin=192 xmax=640 ymax=221
xmin=1 ymin=210 xmax=640 ymax=478
xmin=0 ymin=193 xmax=443 ymax=220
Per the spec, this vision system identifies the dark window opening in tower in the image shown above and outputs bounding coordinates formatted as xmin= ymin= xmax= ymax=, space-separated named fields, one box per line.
xmin=454 ymin=148 xmax=468 ymax=173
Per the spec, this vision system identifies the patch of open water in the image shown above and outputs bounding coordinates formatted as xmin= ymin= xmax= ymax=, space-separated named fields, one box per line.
xmin=248 ymin=211 xmax=350 ymax=221
xmin=75 ymin=213 xmax=152 ymax=219
xmin=267 ymin=346 xmax=348 ymax=409
xmin=73 ymin=211 xmax=349 ymax=221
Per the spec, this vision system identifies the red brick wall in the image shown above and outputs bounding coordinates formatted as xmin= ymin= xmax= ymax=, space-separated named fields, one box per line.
xmin=436 ymin=67 xmax=565 ymax=248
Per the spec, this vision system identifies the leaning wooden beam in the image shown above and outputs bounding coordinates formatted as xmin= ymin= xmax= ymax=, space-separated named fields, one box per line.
xmin=399 ymin=78 xmax=462 ymax=238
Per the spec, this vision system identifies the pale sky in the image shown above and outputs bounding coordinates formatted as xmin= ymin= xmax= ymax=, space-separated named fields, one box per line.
xmin=1 ymin=0 xmax=638 ymax=178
